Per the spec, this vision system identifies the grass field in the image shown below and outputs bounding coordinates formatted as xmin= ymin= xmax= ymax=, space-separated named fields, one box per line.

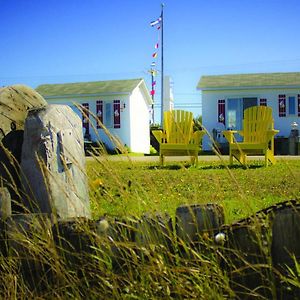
xmin=1 ymin=154 xmax=299 ymax=299
xmin=87 ymin=156 xmax=300 ymax=223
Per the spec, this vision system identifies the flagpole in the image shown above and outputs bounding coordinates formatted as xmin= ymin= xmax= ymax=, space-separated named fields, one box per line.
xmin=151 ymin=68 xmax=155 ymax=124
xmin=160 ymin=3 xmax=164 ymax=127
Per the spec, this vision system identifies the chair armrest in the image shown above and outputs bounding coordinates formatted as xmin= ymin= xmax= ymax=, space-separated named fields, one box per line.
xmin=222 ymin=130 xmax=238 ymax=143
xmin=267 ymin=129 xmax=280 ymax=141
xmin=152 ymin=130 xmax=166 ymax=144
xmin=190 ymin=130 xmax=205 ymax=144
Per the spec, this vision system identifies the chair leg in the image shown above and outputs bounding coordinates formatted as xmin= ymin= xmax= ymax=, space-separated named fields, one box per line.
xmin=191 ymin=153 xmax=198 ymax=166
xmin=229 ymin=149 xmax=233 ymax=165
xmin=190 ymin=156 xmax=195 ymax=165
xmin=232 ymin=150 xmax=246 ymax=166
xmin=266 ymin=149 xmax=276 ymax=166
xmin=240 ymin=153 xmax=246 ymax=166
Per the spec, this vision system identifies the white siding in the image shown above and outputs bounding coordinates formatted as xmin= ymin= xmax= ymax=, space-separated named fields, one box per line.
xmin=46 ymin=95 xmax=129 ymax=150
xmin=202 ymin=87 xmax=300 ymax=151
xmin=129 ymin=86 xmax=151 ymax=153
xmin=45 ymin=90 xmax=151 ymax=153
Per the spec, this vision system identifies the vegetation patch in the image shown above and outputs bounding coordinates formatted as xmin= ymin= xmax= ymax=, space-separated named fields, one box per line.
xmin=88 ymin=157 xmax=300 ymax=223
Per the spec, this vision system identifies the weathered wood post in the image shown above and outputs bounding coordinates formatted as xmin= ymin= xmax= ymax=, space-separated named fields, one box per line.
xmin=0 ymin=187 xmax=11 ymax=256
xmin=222 ymin=219 xmax=275 ymax=299
xmin=175 ymin=203 xmax=224 ymax=259
xmin=135 ymin=213 xmax=173 ymax=247
xmin=0 ymin=187 xmax=11 ymax=220
xmin=0 ymin=130 xmax=25 ymax=213
xmin=52 ymin=218 xmax=98 ymax=277
xmin=7 ymin=214 xmax=53 ymax=290
xmin=101 ymin=216 xmax=139 ymax=272
xmin=0 ymin=85 xmax=47 ymax=214
xmin=135 ymin=213 xmax=174 ymax=263
xmin=20 ymin=104 xmax=91 ymax=220
xmin=271 ymin=203 xmax=300 ymax=299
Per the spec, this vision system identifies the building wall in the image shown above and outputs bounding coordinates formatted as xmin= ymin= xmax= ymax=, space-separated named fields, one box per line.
xmin=129 ymin=86 xmax=151 ymax=154
xmin=202 ymin=87 xmax=300 ymax=151
xmin=163 ymin=76 xmax=174 ymax=112
xmin=45 ymin=92 xmax=150 ymax=153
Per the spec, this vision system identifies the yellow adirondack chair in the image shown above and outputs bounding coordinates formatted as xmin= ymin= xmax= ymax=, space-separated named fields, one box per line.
xmin=152 ymin=110 xmax=205 ymax=165
xmin=223 ymin=106 xmax=279 ymax=166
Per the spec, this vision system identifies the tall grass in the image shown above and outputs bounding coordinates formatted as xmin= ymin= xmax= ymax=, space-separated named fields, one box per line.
xmin=0 ymin=106 xmax=299 ymax=298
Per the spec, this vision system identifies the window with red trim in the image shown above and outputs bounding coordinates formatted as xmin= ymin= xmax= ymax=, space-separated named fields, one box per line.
xmin=278 ymin=95 xmax=286 ymax=117
xmin=113 ymin=100 xmax=121 ymax=128
xmin=96 ymin=100 xmax=103 ymax=128
xmin=82 ymin=103 xmax=90 ymax=135
xmin=218 ymin=99 xmax=225 ymax=125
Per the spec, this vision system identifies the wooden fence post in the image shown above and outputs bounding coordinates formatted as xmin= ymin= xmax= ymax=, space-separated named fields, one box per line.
xmin=222 ymin=219 xmax=275 ymax=299
xmin=176 ymin=203 xmax=224 ymax=244
xmin=175 ymin=203 xmax=224 ymax=261
xmin=7 ymin=214 xmax=53 ymax=290
xmin=20 ymin=105 xmax=91 ymax=220
xmin=271 ymin=205 xmax=300 ymax=299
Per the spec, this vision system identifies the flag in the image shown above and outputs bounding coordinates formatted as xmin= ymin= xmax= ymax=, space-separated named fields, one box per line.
xmin=155 ymin=43 xmax=159 ymax=49
xmin=152 ymin=52 xmax=157 ymax=58
xmin=150 ymin=90 xmax=155 ymax=96
xmin=152 ymin=81 xmax=156 ymax=86
xmin=151 ymin=61 xmax=156 ymax=67
xmin=150 ymin=17 xmax=162 ymax=27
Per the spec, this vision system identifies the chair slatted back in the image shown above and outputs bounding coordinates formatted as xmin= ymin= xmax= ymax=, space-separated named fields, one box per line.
xmin=243 ymin=106 xmax=274 ymax=143
xmin=164 ymin=110 xmax=194 ymax=144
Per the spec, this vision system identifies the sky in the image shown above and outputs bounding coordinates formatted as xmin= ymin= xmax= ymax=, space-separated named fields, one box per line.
xmin=1 ymin=0 xmax=300 ymax=123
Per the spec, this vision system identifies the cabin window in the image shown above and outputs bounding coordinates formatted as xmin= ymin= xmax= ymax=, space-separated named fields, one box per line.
xmin=227 ymin=98 xmax=257 ymax=130
xmin=103 ymin=100 xmax=121 ymax=128
xmin=279 ymin=94 xmax=298 ymax=117
xmin=217 ymin=100 xmax=225 ymax=125
xmin=278 ymin=95 xmax=286 ymax=117
xmin=96 ymin=100 xmax=103 ymax=128
xmin=113 ymin=100 xmax=121 ymax=128
xmin=288 ymin=96 xmax=296 ymax=116
xmin=82 ymin=103 xmax=90 ymax=136
xmin=105 ymin=103 xmax=113 ymax=128
xmin=260 ymin=98 xmax=267 ymax=106
xmin=227 ymin=99 xmax=242 ymax=129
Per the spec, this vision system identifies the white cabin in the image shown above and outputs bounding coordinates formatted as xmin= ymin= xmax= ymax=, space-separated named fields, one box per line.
xmin=36 ymin=78 xmax=153 ymax=154
xmin=197 ymin=72 xmax=300 ymax=151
